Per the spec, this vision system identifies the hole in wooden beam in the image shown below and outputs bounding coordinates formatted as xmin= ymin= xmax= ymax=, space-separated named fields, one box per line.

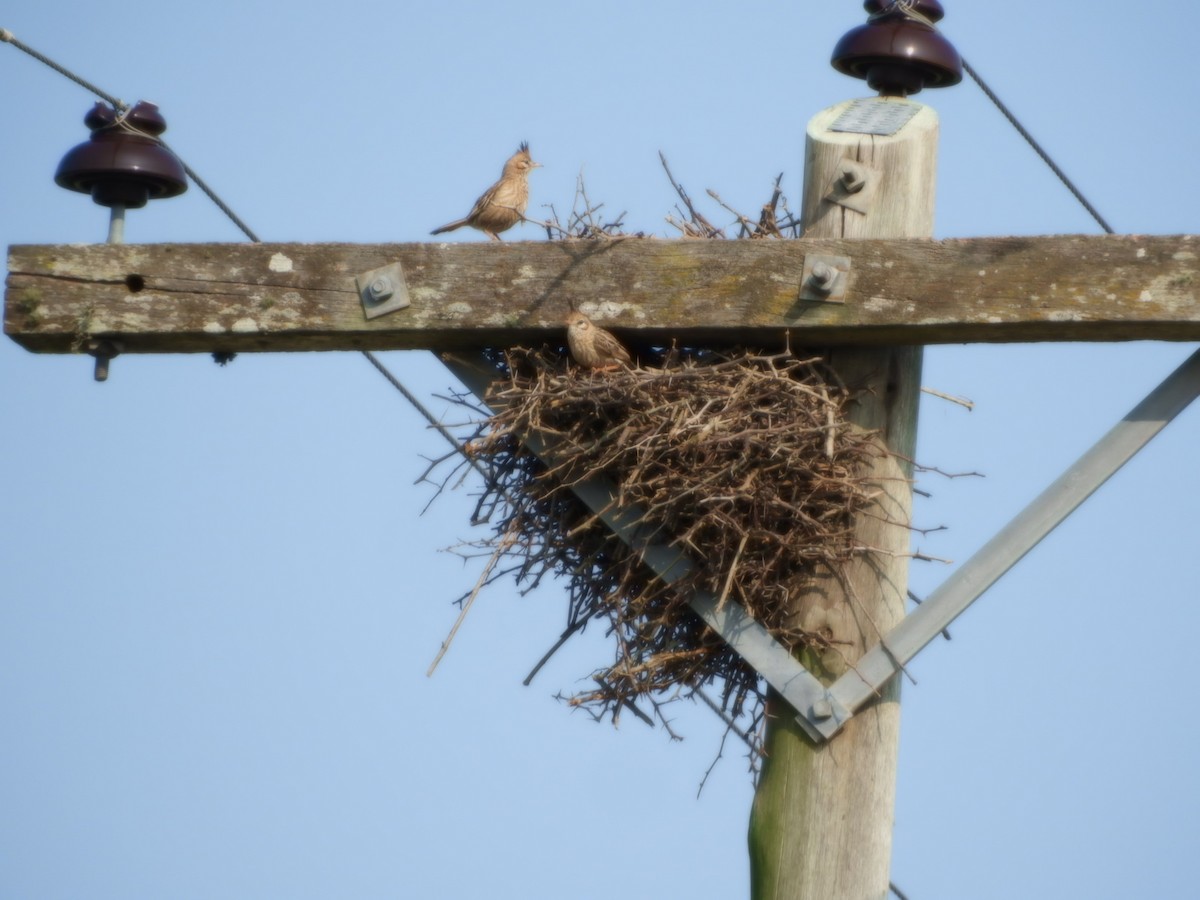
xmin=125 ymin=274 xmax=145 ymax=293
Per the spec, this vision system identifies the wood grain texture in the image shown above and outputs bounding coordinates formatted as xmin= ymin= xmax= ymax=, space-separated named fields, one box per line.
xmin=5 ymin=230 xmax=1199 ymax=355
xmin=747 ymin=96 xmax=931 ymax=900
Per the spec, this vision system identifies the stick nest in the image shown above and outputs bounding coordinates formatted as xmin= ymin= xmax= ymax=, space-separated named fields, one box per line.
xmin=451 ymin=346 xmax=883 ymax=733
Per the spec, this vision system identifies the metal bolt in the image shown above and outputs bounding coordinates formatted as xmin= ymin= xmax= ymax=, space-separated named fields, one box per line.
xmin=368 ymin=276 xmax=394 ymax=302
xmin=809 ymin=262 xmax=838 ymax=295
xmin=87 ymin=339 xmax=122 ymax=382
xmin=810 ymin=698 xmax=833 ymax=721
xmin=840 ymin=167 xmax=866 ymax=194
xmin=107 ymin=204 xmax=126 ymax=244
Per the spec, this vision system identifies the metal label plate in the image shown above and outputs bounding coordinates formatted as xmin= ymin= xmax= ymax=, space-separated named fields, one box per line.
xmin=830 ymin=98 xmax=920 ymax=136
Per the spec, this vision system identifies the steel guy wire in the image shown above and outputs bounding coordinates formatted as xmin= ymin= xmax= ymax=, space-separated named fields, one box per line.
xmin=960 ymin=58 xmax=1114 ymax=234
xmin=882 ymin=0 xmax=1115 ymax=233
xmin=0 ymin=28 xmax=124 ymax=108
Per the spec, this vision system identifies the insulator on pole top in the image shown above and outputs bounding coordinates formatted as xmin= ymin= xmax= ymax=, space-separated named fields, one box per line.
xmin=831 ymin=0 xmax=962 ymax=96
xmin=54 ymin=100 xmax=188 ymax=220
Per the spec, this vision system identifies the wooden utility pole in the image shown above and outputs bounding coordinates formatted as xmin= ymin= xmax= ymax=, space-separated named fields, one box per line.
xmin=5 ymin=6 xmax=1200 ymax=900
xmin=746 ymin=98 xmax=935 ymax=899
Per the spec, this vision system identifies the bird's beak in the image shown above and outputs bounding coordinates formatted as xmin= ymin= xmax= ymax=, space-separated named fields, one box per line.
xmin=532 ymin=161 xmax=543 ymax=169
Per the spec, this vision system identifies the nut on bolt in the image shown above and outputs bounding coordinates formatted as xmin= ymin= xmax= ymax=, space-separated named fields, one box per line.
xmin=810 ymin=698 xmax=833 ymax=721
xmin=86 ymin=338 xmax=123 ymax=383
xmin=840 ymin=166 xmax=867 ymax=194
xmin=809 ymin=261 xmax=838 ymax=295
xmin=368 ymin=276 xmax=394 ymax=302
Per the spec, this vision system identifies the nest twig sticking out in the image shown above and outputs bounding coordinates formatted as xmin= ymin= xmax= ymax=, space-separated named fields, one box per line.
xmin=452 ymin=346 xmax=883 ymax=737
xmin=658 ymin=152 xmax=802 ymax=239
xmin=535 ymin=153 xmax=802 ymax=241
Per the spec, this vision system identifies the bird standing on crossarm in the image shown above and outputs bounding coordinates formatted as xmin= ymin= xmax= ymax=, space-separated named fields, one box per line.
xmin=431 ymin=142 xmax=541 ymax=240
xmin=567 ymin=311 xmax=632 ymax=370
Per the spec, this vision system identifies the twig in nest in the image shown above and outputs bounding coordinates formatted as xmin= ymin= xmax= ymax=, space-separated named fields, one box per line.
xmin=757 ymin=172 xmax=791 ymax=237
xmin=660 ymin=159 xmax=801 ymax=239
xmin=706 ymin=188 xmax=759 ymax=238
xmin=431 ymin=346 xmax=887 ymax=735
xmin=921 ymin=385 xmax=975 ymax=410
xmin=523 ymin=618 xmax=588 ymax=685
xmin=692 ymin=683 xmax=762 ymax=760
xmin=909 ymin=460 xmax=984 ymax=479
xmin=427 ymin=526 xmax=518 ymax=676
xmin=542 ymin=170 xmax=631 ymax=240
xmin=659 ymin=151 xmax=723 ymax=238
xmin=697 ymin=721 xmax=733 ymax=798
xmin=716 ymin=533 xmax=749 ymax=609
xmin=910 ymin=550 xmax=953 ymax=564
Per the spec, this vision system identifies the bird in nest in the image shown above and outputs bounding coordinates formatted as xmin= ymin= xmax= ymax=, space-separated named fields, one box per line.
xmin=567 ymin=311 xmax=632 ymax=370
xmin=431 ymin=142 xmax=541 ymax=240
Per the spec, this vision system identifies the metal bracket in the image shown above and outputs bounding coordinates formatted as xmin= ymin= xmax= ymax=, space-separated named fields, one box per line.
xmin=824 ymin=159 xmax=881 ymax=215
xmin=801 ymin=254 xmax=851 ymax=304
xmin=355 ymin=261 xmax=411 ymax=320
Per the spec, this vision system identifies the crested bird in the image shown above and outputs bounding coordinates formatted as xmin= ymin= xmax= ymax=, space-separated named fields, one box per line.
xmin=431 ymin=142 xmax=541 ymax=240
xmin=566 ymin=311 xmax=632 ymax=370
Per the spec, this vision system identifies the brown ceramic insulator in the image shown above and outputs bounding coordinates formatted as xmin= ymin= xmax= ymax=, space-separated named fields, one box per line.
xmin=831 ymin=0 xmax=962 ymax=96
xmin=55 ymin=101 xmax=187 ymax=208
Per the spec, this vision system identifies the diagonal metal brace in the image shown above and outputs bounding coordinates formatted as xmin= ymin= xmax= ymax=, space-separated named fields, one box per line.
xmin=824 ymin=347 xmax=1200 ymax=736
xmin=442 ymin=352 xmax=848 ymax=742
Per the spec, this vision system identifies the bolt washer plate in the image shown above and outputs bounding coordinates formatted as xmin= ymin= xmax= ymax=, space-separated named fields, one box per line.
xmin=800 ymin=254 xmax=851 ymax=304
xmin=356 ymin=261 xmax=412 ymax=320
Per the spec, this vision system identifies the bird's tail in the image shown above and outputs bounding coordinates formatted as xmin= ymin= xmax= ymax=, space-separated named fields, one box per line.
xmin=430 ymin=219 xmax=467 ymax=235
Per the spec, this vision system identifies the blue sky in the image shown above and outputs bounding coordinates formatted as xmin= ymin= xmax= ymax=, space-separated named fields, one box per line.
xmin=2 ymin=3 xmax=1197 ymax=898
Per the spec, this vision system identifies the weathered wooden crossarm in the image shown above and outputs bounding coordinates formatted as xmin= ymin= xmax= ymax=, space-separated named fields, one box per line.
xmin=6 ymin=235 xmax=1198 ymax=354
